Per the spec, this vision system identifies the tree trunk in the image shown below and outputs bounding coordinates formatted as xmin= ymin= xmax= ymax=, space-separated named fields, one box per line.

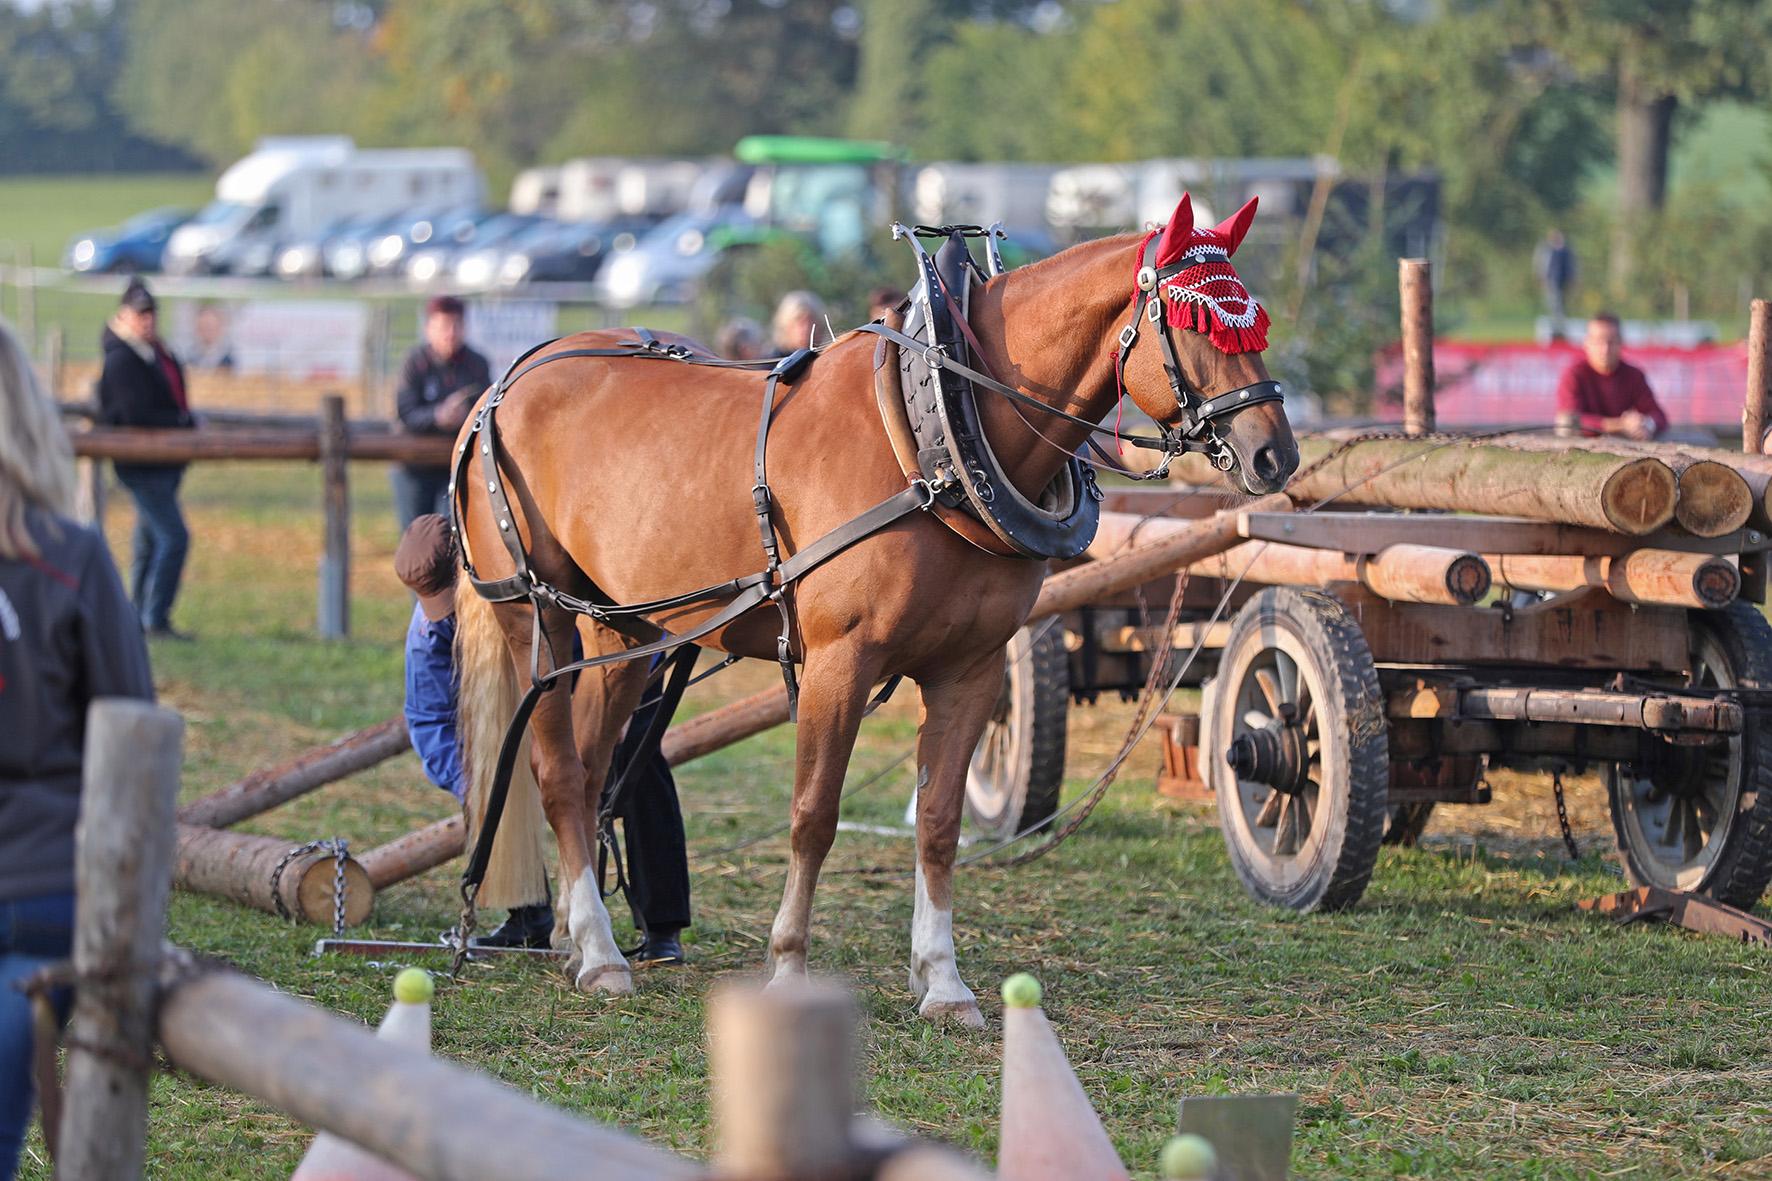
xmin=1610 ymin=51 xmax=1676 ymax=297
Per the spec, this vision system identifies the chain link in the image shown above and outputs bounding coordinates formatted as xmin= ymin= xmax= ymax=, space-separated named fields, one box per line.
xmin=1551 ymin=768 xmax=1580 ymax=861
xmin=268 ymin=838 xmax=351 ymax=937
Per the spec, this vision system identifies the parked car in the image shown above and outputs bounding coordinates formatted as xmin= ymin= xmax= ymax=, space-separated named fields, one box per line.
xmin=365 ymin=206 xmax=485 ymax=276
xmin=469 ymin=217 xmax=651 ymax=288
xmin=322 ymin=211 xmax=413 ymax=281
xmin=64 ymin=207 xmax=193 ymax=273
xmin=275 ymin=211 xmax=398 ymax=280
xmin=410 ymin=213 xmax=540 ymax=286
xmin=592 ymin=208 xmax=759 ymax=307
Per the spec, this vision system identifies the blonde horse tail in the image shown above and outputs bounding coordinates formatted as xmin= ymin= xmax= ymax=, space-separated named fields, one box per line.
xmin=454 ymin=572 xmax=551 ymax=910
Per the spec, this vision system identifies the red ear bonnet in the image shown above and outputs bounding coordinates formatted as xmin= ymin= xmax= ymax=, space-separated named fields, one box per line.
xmin=1214 ymin=196 xmax=1259 ymax=256
xmin=1151 ymin=192 xmax=1195 ymax=268
xmin=1144 ymin=192 xmax=1269 ymax=354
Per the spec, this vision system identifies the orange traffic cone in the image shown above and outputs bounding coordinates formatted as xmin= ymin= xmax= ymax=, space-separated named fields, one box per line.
xmin=997 ymin=974 xmax=1129 ymax=1181
xmin=290 ymin=969 xmax=433 ymax=1181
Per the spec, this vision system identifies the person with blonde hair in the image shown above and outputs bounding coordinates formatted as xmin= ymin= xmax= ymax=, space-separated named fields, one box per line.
xmin=0 ymin=317 xmax=153 ymax=1180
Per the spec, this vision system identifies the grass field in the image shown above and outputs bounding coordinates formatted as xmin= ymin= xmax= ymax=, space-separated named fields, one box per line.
xmin=13 ymin=460 xmax=1771 ymax=1180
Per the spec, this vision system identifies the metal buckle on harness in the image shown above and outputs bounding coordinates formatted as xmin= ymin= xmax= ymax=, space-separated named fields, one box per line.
xmin=750 ymin=482 xmax=771 ymax=513
xmin=1147 ymin=297 xmax=1165 ymax=324
xmin=912 ymin=478 xmax=940 ymax=510
xmin=922 ymin=343 xmax=947 ymax=371
xmin=1117 ymin=323 xmax=1138 ymax=351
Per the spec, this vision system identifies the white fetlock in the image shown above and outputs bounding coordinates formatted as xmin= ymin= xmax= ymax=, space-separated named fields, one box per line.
xmin=567 ymin=868 xmax=628 ymax=993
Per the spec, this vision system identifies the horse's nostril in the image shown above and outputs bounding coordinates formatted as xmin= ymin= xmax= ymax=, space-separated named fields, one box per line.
xmin=1252 ymin=446 xmax=1282 ymax=483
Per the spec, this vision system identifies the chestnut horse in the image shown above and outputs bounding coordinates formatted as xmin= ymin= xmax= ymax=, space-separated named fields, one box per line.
xmin=453 ymin=195 xmax=1298 ymax=1025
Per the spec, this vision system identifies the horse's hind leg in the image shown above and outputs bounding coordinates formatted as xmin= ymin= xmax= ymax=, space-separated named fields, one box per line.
xmin=557 ymin=619 xmax=651 ymax=959
xmin=907 ymin=647 xmax=1004 ymax=1029
xmin=766 ymin=642 xmax=881 ymax=983
xmin=501 ymin=603 xmax=633 ymax=994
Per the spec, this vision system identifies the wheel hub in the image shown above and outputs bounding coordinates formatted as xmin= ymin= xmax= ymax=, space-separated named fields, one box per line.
xmin=1226 ymin=716 xmax=1310 ymax=794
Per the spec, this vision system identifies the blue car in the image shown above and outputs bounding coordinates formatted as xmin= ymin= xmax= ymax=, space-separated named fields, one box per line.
xmin=65 ymin=207 xmax=194 ymax=274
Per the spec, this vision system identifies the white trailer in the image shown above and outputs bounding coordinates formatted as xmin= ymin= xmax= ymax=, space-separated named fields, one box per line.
xmin=911 ymin=163 xmax=1060 ymax=231
xmin=166 ymin=138 xmax=483 ymax=274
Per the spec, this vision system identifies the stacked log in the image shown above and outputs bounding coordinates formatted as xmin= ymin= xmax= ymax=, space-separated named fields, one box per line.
xmin=1486 ymin=550 xmax=1740 ymax=610
xmin=1171 ymin=436 xmax=1678 ymax=535
xmin=1489 ymin=434 xmax=1752 ymax=537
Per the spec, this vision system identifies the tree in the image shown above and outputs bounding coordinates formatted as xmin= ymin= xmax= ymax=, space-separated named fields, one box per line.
xmin=1525 ymin=0 xmax=1772 ymax=291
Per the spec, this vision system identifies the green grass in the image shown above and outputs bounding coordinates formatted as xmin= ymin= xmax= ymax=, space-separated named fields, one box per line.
xmin=15 ymin=461 xmax=1772 ymax=1179
xmin=0 ymin=172 xmax=214 ymax=272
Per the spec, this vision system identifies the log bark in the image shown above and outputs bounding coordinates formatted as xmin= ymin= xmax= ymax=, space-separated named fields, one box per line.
xmin=1399 ymin=259 xmax=1434 ymax=436
xmin=1496 ymin=433 xmax=1751 ymax=537
xmin=1033 ymin=494 xmax=1292 ymax=618
xmin=178 ymin=717 xmax=411 ymax=828
xmin=1173 ymin=437 xmax=1677 ymax=534
xmin=661 ymin=685 xmax=792 ymax=765
xmin=1745 ymin=299 xmax=1770 ymax=455
xmin=157 ymin=968 xmax=702 ymax=1181
xmin=360 ymin=817 xmax=464 ymax=889
xmin=174 ymin=824 xmax=374 ymax=927
xmin=58 ymin=700 xmax=184 ymax=1181
xmin=1486 ymin=550 xmax=1739 ymax=610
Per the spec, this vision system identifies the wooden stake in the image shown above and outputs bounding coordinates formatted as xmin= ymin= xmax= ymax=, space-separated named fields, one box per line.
xmin=58 ymin=700 xmax=184 ymax=1181
xmin=708 ymin=980 xmax=858 ymax=1180
xmin=1399 ymin=259 xmax=1434 ymax=436
xmin=319 ymin=394 xmax=349 ymax=639
xmin=1744 ymin=298 xmax=1770 ymax=455
xmin=157 ymin=968 xmax=701 ymax=1181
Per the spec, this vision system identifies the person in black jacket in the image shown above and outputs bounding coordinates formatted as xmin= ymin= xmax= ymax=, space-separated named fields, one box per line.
xmin=94 ymin=277 xmax=195 ymax=639
xmin=393 ymin=295 xmax=491 ymax=528
xmin=0 ymin=316 xmax=155 ymax=1180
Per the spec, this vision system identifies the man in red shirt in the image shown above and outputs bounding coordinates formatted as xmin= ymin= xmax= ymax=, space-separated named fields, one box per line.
xmin=1555 ymin=312 xmax=1668 ymax=440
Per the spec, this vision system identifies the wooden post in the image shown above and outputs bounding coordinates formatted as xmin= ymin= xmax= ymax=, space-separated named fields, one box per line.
xmin=173 ymin=824 xmax=374 ymax=927
xmin=157 ymin=968 xmax=702 ymax=1181
xmin=57 ymin=699 xmax=184 ymax=1181
xmin=74 ymin=458 xmax=106 ymax=527
xmin=177 ymin=717 xmax=410 ymax=828
xmin=1743 ymin=299 xmax=1770 ymax=454
xmin=1399 ymin=258 xmax=1434 ymax=436
xmin=45 ymin=324 xmax=64 ymax=399
xmin=318 ymin=394 xmax=350 ymax=638
xmin=709 ymin=980 xmax=858 ymax=1180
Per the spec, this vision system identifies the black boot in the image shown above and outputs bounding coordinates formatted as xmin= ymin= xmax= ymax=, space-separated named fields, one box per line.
xmin=470 ymin=903 xmax=555 ymax=949
xmin=634 ymin=926 xmax=685 ymax=966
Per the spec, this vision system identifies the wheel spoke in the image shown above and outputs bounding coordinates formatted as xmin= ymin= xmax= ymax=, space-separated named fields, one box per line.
xmin=1254 ymin=667 xmax=1284 ymax=717
xmin=1296 ymin=782 xmax=1316 ymax=840
xmin=1274 ymin=793 xmax=1297 ymax=854
xmin=1254 ymin=788 xmax=1282 ymax=827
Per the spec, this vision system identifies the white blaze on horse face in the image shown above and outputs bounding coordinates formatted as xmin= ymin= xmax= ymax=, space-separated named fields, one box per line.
xmin=568 ymin=866 xmax=632 ymax=994
xmin=910 ymin=862 xmax=980 ymax=1025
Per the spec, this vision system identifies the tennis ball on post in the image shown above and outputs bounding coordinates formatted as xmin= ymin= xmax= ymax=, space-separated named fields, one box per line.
xmin=1160 ymin=1133 xmax=1218 ymax=1179
xmin=1000 ymin=972 xmax=1042 ymax=1008
xmin=393 ymin=968 xmax=434 ymax=1005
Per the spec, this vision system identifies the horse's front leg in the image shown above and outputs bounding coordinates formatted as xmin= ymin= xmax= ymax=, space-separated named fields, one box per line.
xmin=908 ymin=647 xmax=1005 ymax=1029
xmin=766 ymin=642 xmax=879 ymax=984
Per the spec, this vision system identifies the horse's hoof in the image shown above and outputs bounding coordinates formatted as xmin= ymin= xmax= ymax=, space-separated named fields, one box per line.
xmin=576 ymin=962 xmax=634 ymax=995
xmin=919 ymin=997 xmax=985 ymax=1029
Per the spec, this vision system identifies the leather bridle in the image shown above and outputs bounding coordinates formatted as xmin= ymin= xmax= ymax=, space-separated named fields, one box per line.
xmin=1110 ymin=232 xmax=1286 ymax=476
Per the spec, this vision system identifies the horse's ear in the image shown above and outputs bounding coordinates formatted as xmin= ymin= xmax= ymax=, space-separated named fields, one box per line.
xmin=1153 ymin=192 xmax=1195 ymax=267
xmin=1214 ymin=196 xmax=1259 ymax=256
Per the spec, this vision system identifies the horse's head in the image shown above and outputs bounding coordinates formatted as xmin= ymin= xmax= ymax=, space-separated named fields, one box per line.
xmin=1115 ymin=193 xmax=1298 ymax=495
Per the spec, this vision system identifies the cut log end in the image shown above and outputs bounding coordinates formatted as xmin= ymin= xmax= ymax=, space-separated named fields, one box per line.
xmin=1444 ymin=553 xmax=1493 ymax=604
xmin=1673 ymin=460 xmax=1755 ymax=538
xmin=1691 ymin=558 xmax=1742 ymax=610
xmin=1603 ymin=458 xmax=1680 ymax=535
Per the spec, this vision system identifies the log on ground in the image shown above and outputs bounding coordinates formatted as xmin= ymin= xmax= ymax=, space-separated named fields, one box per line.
xmin=174 ymin=824 xmax=374 ymax=926
xmin=1172 ymin=437 xmax=1678 ymax=535
xmin=178 ymin=717 xmax=411 ymax=828
xmin=359 ymin=817 xmax=464 ymax=890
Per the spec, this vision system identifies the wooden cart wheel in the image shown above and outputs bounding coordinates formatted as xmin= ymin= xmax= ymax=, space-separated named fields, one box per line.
xmin=965 ymin=622 xmax=1069 ymax=839
xmin=1209 ymin=587 xmax=1389 ymax=911
xmin=1606 ymin=602 xmax=1772 ymax=908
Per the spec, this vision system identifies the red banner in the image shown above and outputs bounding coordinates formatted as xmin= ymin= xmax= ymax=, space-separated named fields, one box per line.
xmin=1376 ymin=341 xmax=1750 ymax=428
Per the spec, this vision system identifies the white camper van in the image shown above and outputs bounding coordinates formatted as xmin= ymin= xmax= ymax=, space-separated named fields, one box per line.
xmin=166 ymin=137 xmax=483 ymax=274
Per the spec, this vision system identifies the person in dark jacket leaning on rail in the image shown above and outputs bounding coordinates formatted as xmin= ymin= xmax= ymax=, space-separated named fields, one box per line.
xmin=392 ymin=295 xmax=491 ymax=529
xmin=0 ymin=316 xmax=155 ymax=1180
xmin=94 ymin=276 xmax=196 ymax=640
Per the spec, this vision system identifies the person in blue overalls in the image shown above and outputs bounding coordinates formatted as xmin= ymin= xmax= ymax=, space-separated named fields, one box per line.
xmin=395 ymin=515 xmax=690 ymax=960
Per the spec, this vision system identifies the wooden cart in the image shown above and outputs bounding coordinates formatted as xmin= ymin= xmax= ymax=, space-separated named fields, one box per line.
xmin=963 ymin=487 xmax=1772 ymax=914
